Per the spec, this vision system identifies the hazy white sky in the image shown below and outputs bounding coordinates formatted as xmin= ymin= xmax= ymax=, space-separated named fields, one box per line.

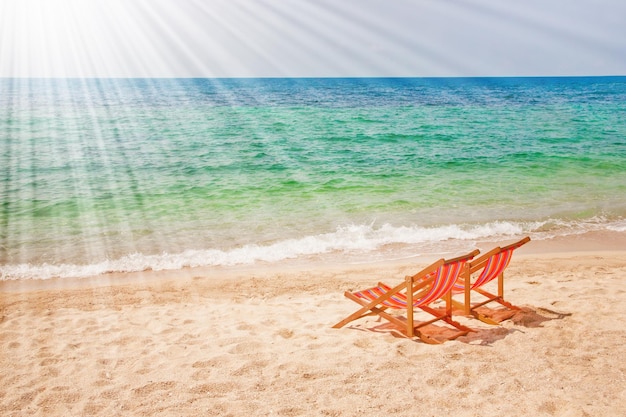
xmin=1 ymin=0 xmax=625 ymax=78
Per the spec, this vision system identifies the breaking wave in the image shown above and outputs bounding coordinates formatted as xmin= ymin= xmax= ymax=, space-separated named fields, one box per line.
xmin=2 ymin=217 xmax=623 ymax=280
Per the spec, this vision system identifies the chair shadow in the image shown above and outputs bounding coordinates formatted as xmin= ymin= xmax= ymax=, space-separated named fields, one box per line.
xmin=348 ymin=318 xmax=466 ymax=343
xmin=347 ymin=306 xmax=572 ymax=345
xmin=458 ymin=306 xmax=572 ymax=345
xmin=509 ymin=306 xmax=573 ymax=327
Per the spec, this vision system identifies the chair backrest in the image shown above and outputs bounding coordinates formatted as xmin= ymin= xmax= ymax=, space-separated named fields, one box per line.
xmin=469 ymin=236 xmax=530 ymax=290
xmin=352 ymin=250 xmax=479 ymax=309
xmin=471 ymin=249 xmax=513 ymax=289
xmin=410 ymin=249 xmax=479 ymax=307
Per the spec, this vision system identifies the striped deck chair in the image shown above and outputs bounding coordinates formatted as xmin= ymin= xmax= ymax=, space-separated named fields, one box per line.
xmin=332 ymin=249 xmax=479 ymax=344
xmin=451 ymin=236 xmax=530 ymax=324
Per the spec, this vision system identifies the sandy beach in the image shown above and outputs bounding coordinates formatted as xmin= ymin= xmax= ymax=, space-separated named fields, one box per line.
xmin=1 ymin=233 xmax=626 ymax=416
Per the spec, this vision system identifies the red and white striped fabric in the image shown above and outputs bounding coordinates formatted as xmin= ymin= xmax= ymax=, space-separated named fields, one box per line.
xmin=353 ymin=259 xmax=468 ymax=308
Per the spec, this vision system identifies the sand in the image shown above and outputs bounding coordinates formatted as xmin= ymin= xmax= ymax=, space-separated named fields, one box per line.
xmin=1 ymin=235 xmax=626 ymax=416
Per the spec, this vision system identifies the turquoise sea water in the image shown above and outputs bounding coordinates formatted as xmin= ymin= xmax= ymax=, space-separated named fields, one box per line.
xmin=1 ymin=77 xmax=626 ymax=280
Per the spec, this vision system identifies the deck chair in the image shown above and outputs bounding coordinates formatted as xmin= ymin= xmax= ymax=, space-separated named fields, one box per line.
xmin=451 ymin=236 xmax=530 ymax=324
xmin=332 ymin=249 xmax=479 ymax=344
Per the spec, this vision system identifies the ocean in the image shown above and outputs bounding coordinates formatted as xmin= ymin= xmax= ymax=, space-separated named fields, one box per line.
xmin=1 ymin=77 xmax=625 ymax=280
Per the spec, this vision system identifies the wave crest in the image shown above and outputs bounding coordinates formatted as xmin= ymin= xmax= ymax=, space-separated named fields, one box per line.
xmin=1 ymin=217 xmax=622 ymax=280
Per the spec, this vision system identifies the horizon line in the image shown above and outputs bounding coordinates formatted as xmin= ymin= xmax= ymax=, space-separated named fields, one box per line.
xmin=1 ymin=74 xmax=625 ymax=80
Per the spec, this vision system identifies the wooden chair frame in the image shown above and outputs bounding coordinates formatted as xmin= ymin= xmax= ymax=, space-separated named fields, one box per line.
xmin=333 ymin=250 xmax=479 ymax=344
xmin=452 ymin=236 xmax=530 ymax=324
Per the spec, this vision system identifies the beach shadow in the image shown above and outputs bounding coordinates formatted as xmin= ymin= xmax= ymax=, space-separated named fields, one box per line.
xmin=350 ymin=320 xmax=480 ymax=344
xmin=459 ymin=306 xmax=573 ymax=345
xmin=456 ymin=326 xmax=515 ymax=345
xmin=346 ymin=306 xmax=572 ymax=345
xmin=462 ymin=305 xmax=573 ymax=328
xmin=349 ymin=321 xmax=411 ymax=339
xmin=508 ymin=306 xmax=573 ymax=328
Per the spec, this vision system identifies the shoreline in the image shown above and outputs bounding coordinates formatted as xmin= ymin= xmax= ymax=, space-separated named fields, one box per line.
xmin=1 ymin=229 xmax=625 ymax=294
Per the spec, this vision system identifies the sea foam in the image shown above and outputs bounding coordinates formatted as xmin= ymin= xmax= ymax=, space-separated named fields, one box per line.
xmin=1 ymin=218 xmax=619 ymax=280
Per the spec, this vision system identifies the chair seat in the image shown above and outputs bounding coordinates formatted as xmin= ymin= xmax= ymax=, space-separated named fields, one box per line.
xmin=353 ymin=283 xmax=408 ymax=309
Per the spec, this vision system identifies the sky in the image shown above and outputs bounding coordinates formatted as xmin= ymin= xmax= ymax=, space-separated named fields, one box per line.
xmin=1 ymin=0 xmax=625 ymax=78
